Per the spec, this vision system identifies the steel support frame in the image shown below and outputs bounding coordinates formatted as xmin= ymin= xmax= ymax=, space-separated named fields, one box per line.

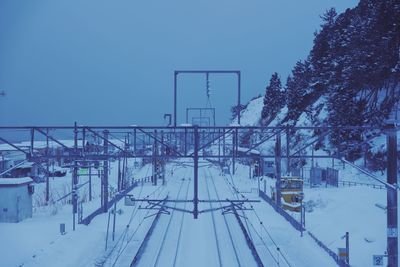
xmin=186 ymin=107 xmax=216 ymax=126
xmin=193 ymin=126 xmax=199 ymax=218
xmin=173 ymin=70 xmax=241 ymax=126
xmin=0 ymin=125 xmax=397 ymax=228
xmin=386 ymin=124 xmax=398 ymax=267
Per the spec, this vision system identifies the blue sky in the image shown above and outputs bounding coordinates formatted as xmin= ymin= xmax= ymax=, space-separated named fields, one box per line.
xmin=0 ymin=0 xmax=358 ymax=126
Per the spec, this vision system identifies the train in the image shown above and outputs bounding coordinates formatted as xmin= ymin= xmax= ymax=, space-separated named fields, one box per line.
xmin=271 ymin=176 xmax=304 ymax=212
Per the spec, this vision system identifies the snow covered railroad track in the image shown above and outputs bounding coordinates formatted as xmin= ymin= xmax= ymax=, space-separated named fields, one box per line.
xmin=130 ymin=170 xmax=192 ymax=267
xmin=204 ymin=168 xmax=260 ymax=267
xmin=150 ymin=177 xmax=191 ymax=267
xmin=98 ymin=168 xmax=172 ymax=267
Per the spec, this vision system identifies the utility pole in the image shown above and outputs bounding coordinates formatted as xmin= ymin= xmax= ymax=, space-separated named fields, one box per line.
xmin=193 ymin=126 xmax=199 ymax=219
xmin=103 ymin=130 xmax=109 ymax=212
xmin=232 ymin=129 xmax=236 ymax=175
xmin=46 ymin=128 xmax=50 ymax=203
xmin=72 ymin=122 xmax=78 ymax=231
xmin=275 ymin=133 xmax=282 ymax=207
xmin=286 ymin=126 xmax=290 ymax=175
xmin=386 ymin=122 xmax=398 ymax=267
xmin=153 ymin=130 xmax=158 ymax=186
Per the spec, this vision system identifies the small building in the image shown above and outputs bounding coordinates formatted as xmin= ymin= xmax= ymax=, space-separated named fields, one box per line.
xmin=11 ymin=162 xmax=44 ymax=182
xmin=262 ymin=160 xmax=275 ymax=177
xmin=0 ymin=150 xmax=27 ymax=173
xmin=310 ymin=167 xmax=339 ymax=187
xmin=0 ymin=177 xmax=34 ymax=223
xmin=310 ymin=167 xmax=325 ymax=186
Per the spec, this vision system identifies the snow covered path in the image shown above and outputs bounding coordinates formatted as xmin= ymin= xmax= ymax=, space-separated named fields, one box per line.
xmin=209 ymin=166 xmax=337 ymax=267
xmin=1 ymin=162 xmax=341 ymax=267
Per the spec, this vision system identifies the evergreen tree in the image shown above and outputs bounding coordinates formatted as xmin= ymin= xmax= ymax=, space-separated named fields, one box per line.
xmin=286 ymin=60 xmax=312 ymax=121
xmin=231 ymin=104 xmax=247 ymax=121
xmin=261 ymin=73 xmax=285 ymax=125
xmin=253 ymin=0 xmax=400 ymax=162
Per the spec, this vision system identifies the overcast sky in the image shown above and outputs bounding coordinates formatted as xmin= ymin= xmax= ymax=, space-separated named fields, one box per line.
xmin=0 ymin=0 xmax=358 ymax=126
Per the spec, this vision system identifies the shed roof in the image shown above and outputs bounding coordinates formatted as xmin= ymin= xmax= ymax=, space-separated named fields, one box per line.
xmin=0 ymin=177 xmax=33 ymax=186
xmin=237 ymin=146 xmax=260 ymax=155
xmin=15 ymin=162 xmax=35 ymax=169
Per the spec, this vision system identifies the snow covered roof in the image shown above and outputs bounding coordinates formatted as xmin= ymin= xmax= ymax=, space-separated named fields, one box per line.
xmin=15 ymin=162 xmax=35 ymax=169
xmin=0 ymin=177 xmax=33 ymax=186
xmin=237 ymin=147 xmax=260 ymax=155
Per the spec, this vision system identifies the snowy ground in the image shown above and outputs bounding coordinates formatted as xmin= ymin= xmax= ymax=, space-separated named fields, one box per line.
xmin=242 ymin=161 xmax=399 ymax=267
xmin=1 ymin=158 xmax=397 ymax=267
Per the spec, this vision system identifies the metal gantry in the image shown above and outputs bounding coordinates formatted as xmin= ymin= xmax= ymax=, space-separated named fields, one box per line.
xmin=173 ymin=70 xmax=241 ymax=126
xmin=0 ymin=124 xmax=398 ymax=265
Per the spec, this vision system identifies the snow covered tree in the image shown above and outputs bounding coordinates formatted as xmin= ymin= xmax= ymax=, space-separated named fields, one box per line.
xmin=253 ymin=0 xmax=400 ymax=165
xmin=286 ymin=60 xmax=312 ymax=122
xmin=328 ymin=89 xmax=365 ymax=160
xmin=261 ymin=73 xmax=285 ymax=125
xmin=320 ymin=7 xmax=337 ymax=27
xmin=231 ymin=104 xmax=247 ymax=121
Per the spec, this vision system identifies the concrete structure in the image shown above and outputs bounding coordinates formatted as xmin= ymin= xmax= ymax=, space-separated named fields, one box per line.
xmin=12 ymin=162 xmax=39 ymax=178
xmin=262 ymin=159 xmax=275 ymax=177
xmin=0 ymin=150 xmax=27 ymax=173
xmin=310 ymin=167 xmax=324 ymax=186
xmin=0 ymin=177 xmax=34 ymax=223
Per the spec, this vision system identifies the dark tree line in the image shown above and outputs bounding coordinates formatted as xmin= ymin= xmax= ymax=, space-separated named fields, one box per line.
xmin=260 ymin=0 xmax=400 ymax=160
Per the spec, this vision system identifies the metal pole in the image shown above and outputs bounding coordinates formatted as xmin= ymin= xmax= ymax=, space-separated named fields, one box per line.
xmin=123 ymin=157 xmax=127 ymax=189
xmin=232 ymin=130 xmax=236 ymax=175
xmin=89 ymin=165 xmax=92 ymax=201
xmin=82 ymin=127 xmax=86 ymax=153
xmin=387 ymin=125 xmax=398 ymax=267
xmin=286 ymin=126 xmax=290 ymax=175
xmin=275 ymin=133 xmax=282 ymax=207
xmin=213 ymin=109 xmax=216 ymax=127
xmin=235 ymin=129 xmax=239 ymax=174
xmin=161 ymin=130 xmax=164 ymax=156
xmin=345 ymin=232 xmax=349 ymax=264
xmin=46 ymin=128 xmax=50 ymax=203
xmin=112 ymin=202 xmax=117 ymax=241
xmin=300 ymin=202 xmax=303 ymax=237
xmin=193 ymin=126 xmax=199 ymax=219
xmin=105 ymin=211 xmax=111 ymax=251
xmin=223 ymin=129 xmax=226 ymax=158
xmin=103 ymin=130 xmax=109 ymax=212
xmin=184 ymin=128 xmax=187 ymax=156
xmin=174 ymin=71 xmax=178 ymax=127
xmin=72 ymin=122 xmax=78 ymax=231
xmin=30 ymin=128 xmax=35 ymax=156
xmin=250 ymin=164 xmax=252 ymax=180
xmin=218 ymin=129 xmax=221 ymax=165
xmin=118 ymin=157 xmax=121 ymax=191
xmin=134 ymin=128 xmax=137 ymax=155
xmin=237 ymin=72 xmax=241 ymax=125
xmin=153 ymin=130 xmax=158 ymax=186
xmin=161 ymin=130 xmax=165 ymax=185
xmin=311 ymin=144 xmax=314 ymax=168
